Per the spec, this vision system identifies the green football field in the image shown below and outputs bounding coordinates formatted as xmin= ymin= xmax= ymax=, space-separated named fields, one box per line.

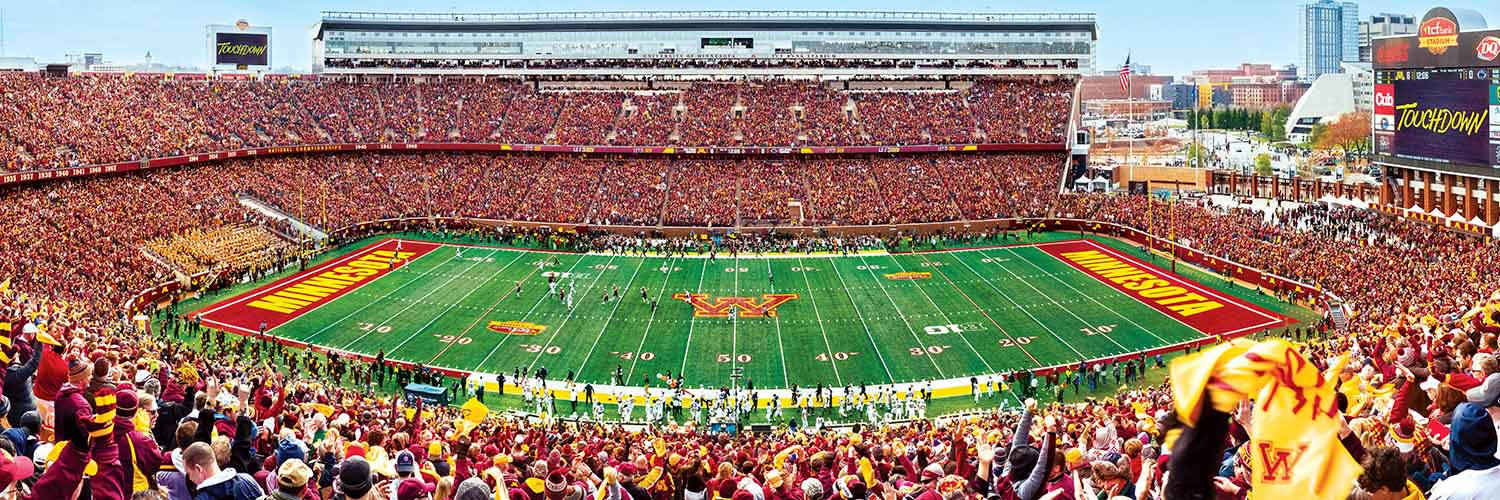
xmin=194 ymin=233 xmax=1304 ymax=393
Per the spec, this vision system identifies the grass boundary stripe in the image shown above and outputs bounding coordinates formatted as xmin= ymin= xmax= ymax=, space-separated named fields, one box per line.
xmin=854 ymin=254 xmax=945 ymax=378
xmin=977 ymin=248 xmax=1132 ymax=354
xmin=618 ymin=257 xmax=678 ymax=382
xmin=914 ymin=252 xmax=1042 ymax=367
xmin=418 ymin=251 xmax=547 ymax=365
xmin=879 ymin=254 xmax=995 ymax=373
xmin=376 ymin=248 xmax=510 ymax=354
xmin=828 ymin=255 xmax=897 ymax=383
xmin=796 ymin=257 xmax=844 ymax=386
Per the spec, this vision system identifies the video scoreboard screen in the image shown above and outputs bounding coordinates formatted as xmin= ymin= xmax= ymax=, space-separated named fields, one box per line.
xmin=207 ymin=21 xmax=272 ymax=70
xmin=1374 ymin=67 xmax=1500 ymax=167
xmin=1370 ymin=6 xmax=1500 ymax=169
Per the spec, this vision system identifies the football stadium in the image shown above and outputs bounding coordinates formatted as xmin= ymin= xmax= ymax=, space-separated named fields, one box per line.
xmin=0 ymin=5 xmax=1498 ymax=500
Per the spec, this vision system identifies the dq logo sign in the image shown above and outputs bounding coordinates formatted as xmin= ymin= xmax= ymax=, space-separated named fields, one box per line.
xmin=672 ymin=293 xmax=799 ymax=318
xmin=884 ymin=272 xmax=932 ymax=281
xmin=487 ymin=321 xmax=547 ymax=335
xmin=1419 ymin=15 xmax=1459 ymax=54
xmin=1479 ymin=36 xmax=1500 ymax=62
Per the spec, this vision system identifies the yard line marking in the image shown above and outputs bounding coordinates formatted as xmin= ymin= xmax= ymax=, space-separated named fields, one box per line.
xmin=525 ymin=256 xmax=637 ymax=373
xmin=731 ymin=254 xmax=740 ymax=378
xmin=419 ymin=250 xmax=545 ymax=364
xmin=978 ymin=248 xmax=1131 ymax=354
xmin=337 ymin=248 xmax=501 ymax=350
xmin=283 ymin=243 xmax=456 ymax=343
xmin=949 ymin=252 xmax=1088 ymax=360
xmin=377 ymin=249 xmax=520 ymax=353
xmin=472 ymin=255 xmax=594 ymax=369
xmin=854 ymin=255 xmax=944 ymax=377
xmin=827 ymin=255 xmax=896 ymax=383
xmin=880 ymin=255 xmax=994 ymax=373
xmin=297 ymin=247 xmax=460 ymax=343
xmin=620 ymin=257 xmax=679 ymax=383
xmin=796 ymin=258 xmax=844 ymax=386
xmin=1005 ymin=246 xmax=1172 ymax=345
xmin=678 ymin=257 xmax=711 ymax=377
xmin=767 ymin=259 xmax=789 ymax=388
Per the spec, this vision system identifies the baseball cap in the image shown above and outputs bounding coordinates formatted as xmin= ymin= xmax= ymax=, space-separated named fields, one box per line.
xmin=397 ymin=478 xmax=436 ymax=500
xmin=1467 ymin=373 xmax=1500 ymax=407
xmin=0 ymin=450 xmax=33 ymax=488
xmin=395 ymin=450 xmax=418 ymax=475
xmin=277 ymin=459 xmax=314 ymax=489
xmin=339 ymin=458 xmax=374 ymax=498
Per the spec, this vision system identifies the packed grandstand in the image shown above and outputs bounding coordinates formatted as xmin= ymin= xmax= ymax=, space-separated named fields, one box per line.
xmin=0 ymin=10 xmax=1495 ymax=500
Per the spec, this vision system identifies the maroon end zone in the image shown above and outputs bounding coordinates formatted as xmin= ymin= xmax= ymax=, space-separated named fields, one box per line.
xmin=1038 ymin=239 xmax=1288 ymax=337
xmin=197 ymin=239 xmax=440 ymax=334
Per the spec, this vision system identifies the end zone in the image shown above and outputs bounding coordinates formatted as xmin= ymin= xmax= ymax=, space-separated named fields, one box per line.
xmin=197 ymin=239 xmax=440 ymax=335
xmin=1037 ymin=239 xmax=1287 ymax=337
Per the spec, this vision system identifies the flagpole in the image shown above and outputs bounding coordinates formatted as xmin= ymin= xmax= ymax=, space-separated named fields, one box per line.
xmin=1125 ymin=52 xmax=1134 ymax=190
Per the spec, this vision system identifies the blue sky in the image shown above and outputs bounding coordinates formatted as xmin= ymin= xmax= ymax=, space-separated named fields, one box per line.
xmin=1 ymin=1 xmax=1494 ymax=76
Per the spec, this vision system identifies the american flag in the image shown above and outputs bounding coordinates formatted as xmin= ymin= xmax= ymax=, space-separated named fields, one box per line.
xmin=1119 ymin=54 xmax=1131 ymax=94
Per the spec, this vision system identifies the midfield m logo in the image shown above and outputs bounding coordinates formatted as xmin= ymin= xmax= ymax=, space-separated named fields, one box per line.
xmin=671 ymin=293 xmax=799 ymax=317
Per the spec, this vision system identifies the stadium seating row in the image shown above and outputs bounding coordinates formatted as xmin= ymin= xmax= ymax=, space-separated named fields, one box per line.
xmin=3 ymin=157 xmax=1496 ymax=500
xmin=0 ymin=76 xmax=1074 ymax=171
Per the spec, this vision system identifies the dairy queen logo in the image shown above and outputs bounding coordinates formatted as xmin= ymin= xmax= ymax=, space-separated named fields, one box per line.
xmin=1479 ymin=36 xmax=1500 ymax=62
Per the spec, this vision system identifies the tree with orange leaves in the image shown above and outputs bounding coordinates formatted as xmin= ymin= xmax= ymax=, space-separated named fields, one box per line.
xmin=1313 ymin=112 xmax=1371 ymax=153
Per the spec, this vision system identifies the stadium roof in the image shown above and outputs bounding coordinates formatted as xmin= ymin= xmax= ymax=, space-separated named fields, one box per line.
xmin=317 ymin=10 xmax=1099 ymax=39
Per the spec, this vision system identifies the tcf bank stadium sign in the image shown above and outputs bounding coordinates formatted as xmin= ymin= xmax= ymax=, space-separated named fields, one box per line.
xmin=1375 ymin=7 xmax=1500 ymax=69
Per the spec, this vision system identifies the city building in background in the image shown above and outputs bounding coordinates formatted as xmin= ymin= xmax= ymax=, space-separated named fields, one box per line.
xmin=1080 ymin=73 xmax=1170 ymax=100
xmin=1160 ymin=82 xmax=1199 ymax=110
xmin=64 ymin=52 xmax=104 ymax=69
xmin=1226 ymin=81 xmax=1308 ymax=109
xmin=1357 ymin=13 xmax=1415 ymax=62
xmin=1191 ymin=63 xmax=1292 ymax=84
xmin=1298 ymin=0 xmax=1358 ymax=82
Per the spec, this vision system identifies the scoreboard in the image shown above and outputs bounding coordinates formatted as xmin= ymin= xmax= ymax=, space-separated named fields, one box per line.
xmin=1373 ymin=67 xmax=1500 ymax=167
xmin=1371 ymin=6 xmax=1500 ymax=170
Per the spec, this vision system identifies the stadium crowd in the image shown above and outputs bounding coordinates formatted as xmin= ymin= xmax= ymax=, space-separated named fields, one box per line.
xmin=0 ymin=79 xmax=1498 ymax=500
xmin=0 ymin=76 xmax=1075 ymax=171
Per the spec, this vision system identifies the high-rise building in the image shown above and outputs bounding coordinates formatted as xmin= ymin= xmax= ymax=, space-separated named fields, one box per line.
xmin=1358 ymin=13 xmax=1416 ymax=62
xmin=1298 ymin=0 xmax=1359 ymax=82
